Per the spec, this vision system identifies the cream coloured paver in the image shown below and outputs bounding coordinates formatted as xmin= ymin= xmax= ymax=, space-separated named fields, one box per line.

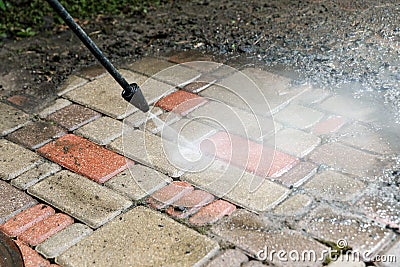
xmin=27 ymin=170 xmax=132 ymax=228
xmin=38 ymin=98 xmax=72 ymax=118
xmin=74 ymin=116 xmax=123 ymax=145
xmin=293 ymin=87 xmax=330 ymax=105
xmin=309 ymin=142 xmax=384 ymax=178
xmin=162 ymin=117 xmax=217 ymax=143
xmin=11 ymin=161 xmax=61 ymax=190
xmin=303 ymin=170 xmax=366 ymax=202
xmin=153 ymin=64 xmax=201 ymax=87
xmin=105 ymin=165 xmax=172 ymax=201
xmin=36 ymin=223 xmax=93 ymax=259
xmin=274 ymin=103 xmax=324 ymax=129
xmin=199 ymin=84 xmax=251 ymax=111
xmin=273 ymin=161 xmax=317 ymax=188
xmin=0 ymin=102 xmax=30 ymax=136
xmin=0 ymin=139 xmax=42 ymax=180
xmin=63 ymin=70 xmax=147 ymax=119
xmin=141 ymin=112 xmax=181 ymax=134
xmin=206 ymin=249 xmax=248 ymax=267
xmin=211 ymin=209 xmax=328 ymax=266
xmin=123 ymin=106 xmax=163 ymax=128
xmin=297 ymin=205 xmax=394 ymax=255
xmin=273 ymin=194 xmax=313 ymax=216
xmin=125 ymin=57 xmax=176 ymax=76
xmin=56 ymin=206 xmax=219 ymax=267
xmin=108 ymin=129 xmax=184 ymax=177
xmin=269 ymin=128 xmax=321 ymax=158
xmin=57 ymin=75 xmax=87 ymax=96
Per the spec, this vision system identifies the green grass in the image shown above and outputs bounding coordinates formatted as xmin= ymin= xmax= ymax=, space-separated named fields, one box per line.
xmin=0 ymin=0 xmax=161 ymax=39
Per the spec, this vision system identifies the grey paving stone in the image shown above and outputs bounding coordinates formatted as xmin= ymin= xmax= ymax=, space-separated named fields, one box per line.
xmin=164 ymin=117 xmax=217 ymax=144
xmin=304 ymin=170 xmax=366 ymax=202
xmin=56 ymin=206 xmax=219 ymax=267
xmin=309 ymin=142 xmax=384 ymax=178
xmin=38 ymin=98 xmax=72 ymax=118
xmin=125 ymin=57 xmax=176 ymax=76
xmin=74 ymin=116 xmax=123 ymax=145
xmin=140 ymin=77 xmax=177 ymax=104
xmin=108 ymin=129 xmax=184 ymax=177
xmin=274 ymin=104 xmax=324 ymax=129
xmin=297 ymin=205 xmax=394 ymax=255
xmin=0 ymin=139 xmax=43 ymax=180
xmin=11 ymin=161 xmax=61 ymax=190
xmin=123 ymin=106 xmax=163 ymax=128
xmin=57 ymin=75 xmax=88 ymax=96
xmin=206 ymin=249 xmax=248 ymax=267
xmin=187 ymin=101 xmax=275 ymax=140
xmin=0 ymin=102 xmax=30 ymax=136
xmin=105 ymin=165 xmax=172 ymax=201
xmin=0 ymin=180 xmax=37 ymax=224
xmin=334 ymin=123 xmax=393 ymax=155
xmin=141 ymin=112 xmax=181 ymax=134
xmin=153 ymin=64 xmax=201 ymax=87
xmin=318 ymin=95 xmax=379 ymax=122
xmin=36 ymin=223 xmax=93 ymax=259
xmin=269 ymin=128 xmax=321 ymax=158
xmin=64 ymin=70 xmax=148 ymax=119
xmin=211 ymin=209 xmax=328 ymax=266
xmin=273 ymin=194 xmax=313 ymax=216
xmin=199 ymin=84 xmax=250 ymax=111
xmin=273 ymin=161 xmax=317 ymax=188
xmin=27 ymin=170 xmax=132 ymax=228
xmin=242 ymin=261 xmax=267 ymax=267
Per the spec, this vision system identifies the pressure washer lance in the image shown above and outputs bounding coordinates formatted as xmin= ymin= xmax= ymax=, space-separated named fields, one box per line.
xmin=46 ymin=0 xmax=149 ymax=113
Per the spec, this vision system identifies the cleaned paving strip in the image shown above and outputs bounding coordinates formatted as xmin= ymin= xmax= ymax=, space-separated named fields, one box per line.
xmin=38 ymin=134 xmax=132 ymax=184
xmin=74 ymin=116 xmax=123 ymax=145
xmin=27 ymin=170 xmax=132 ymax=228
xmin=105 ymin=165 xmax=172 ymax=201
xmin=0 ymin=139 xmax=43 ymax=180
xmin=0 ymin=102 xmax=30 ymax=136
xmin=123 ymin=106 xmax=163 ymax=128
xmin=36 ymin=223 xmax=93 ymax=259
xmin=0 ymin=180 xmax=37 ymax=224
xmin=11 ymin=161 xmax=61 ymax=190
xmin=56 ymin=206 xmax=219 ymax=267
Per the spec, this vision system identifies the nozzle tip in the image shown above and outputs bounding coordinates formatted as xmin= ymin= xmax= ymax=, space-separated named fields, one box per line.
xmin=122 ymin=83 xmax=149 ymax=113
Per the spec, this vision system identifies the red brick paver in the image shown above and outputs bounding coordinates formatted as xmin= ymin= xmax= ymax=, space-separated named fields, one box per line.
xmin=166 ymin=190 xmax=214 ymax=219
xmin=189 ymin=200 xmax=236 ymax=226
xmin=0 ymin=204 xmax=55 ymax=237
xmin=155 ymin=90 xmax=207 ymax=115
xmin=46 ymin=104 xmax=100 ymax=131
xmin=38 ymin=134 xmax=132 ymax=183
xmin=14 ymin=240 xmax=51 ymax=267
xmin=18 ymin=213 xmax=74 ymax=246
xmin=311 ymin=115 xmax=346 ymax=135
xmin=147 ymin=181 xmax=194 ymax=209
xmin=203 ymin=132 xmax=298 ymax=177
xmin=182 ymin=81 xmax=212 ymax=93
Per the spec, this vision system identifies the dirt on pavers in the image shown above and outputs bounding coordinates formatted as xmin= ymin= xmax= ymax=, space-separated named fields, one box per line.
xmin=0 ymin=0 xmax=399 ymax=115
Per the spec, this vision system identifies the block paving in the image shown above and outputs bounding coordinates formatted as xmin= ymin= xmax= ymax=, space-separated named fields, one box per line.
xmin=0 ymin=54 xmax=398 ymax=267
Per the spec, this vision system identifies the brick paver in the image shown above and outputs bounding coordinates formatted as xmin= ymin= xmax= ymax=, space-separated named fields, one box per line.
xmin=297 ymin=205 xmax=394 ymax=254
xmin=274 ymin=103 xmax=324 ymax=129
xmin=166 ymin=190 xmax=214 ymax=218
xmin=271 ymin=128 xmax=321 ymax=158
xmin=36 ymin=223 xmax=93 ymax=259
xmin=18 ymin=213 xmax=74 ymax=246
xmin=273 ymin=194 xmax=313 ymax=216
xmin=147 ymin=181 xmax=193 ymax=209
xmin=123 ymin=106 xmax=163 ymax=128
xmin=142 ymin=112 xmax=181 ymax=134
xmin=0 ymin=204 xmax=55 ymax=237
xmin=199 ymin=84 xmax=249 ymax=111
xmin=189 ymin=200 xmax=236 ymax=226
xmin=38 ymin=99 xmax=71 ymax=118
xmin=273 ymin=161 xmax=317 ymax=188
xmin=211 ymin=209 xmax=328 ymax=266
xmin=46 ymin=104 xmax=101 ymax=131
xmin=163 ymin=117 xmax=216 ymax=143
xmin=311 ymin=115 xmax=346 ymax=135
xmin=11 ymin=161 xmax=61 ymax=190
xmin=14 ymin=240 xmax=51 ymax=267
xmin=182 ymin=81 xmax=213 ymax=93
xmin=57 ymin=75 xmax=87 ymax=96
xmin=28 ymin=170 xmax=132 ymax=228
xmin=206 ymin=249 xmax=248 ymax=267
xmin=0 ymin=180 xmax=36 ymax=224
xmin=0 ymin=139 xmax=42 ymax=180
xmin=156 ymin=90 xmax=208 ymax=115
xmin=309 ymin=142 xmax=384 ymax=178
xmin=205 ymin=131 xmax=298 ymax=178
xmin=7 ymin=121 xmax=66 ymax=149
xmin=293 ymin=88 xmax=330 ymax=105
xmin=7 ymin=95 xmax=38 ymax=111
xmin=152 ymin=64 xmax=201 ymax=87
xmin=108 ymin=129 xmax=184 ymax=177
xmin=126 ymin=57 xmax=175 ymax=76
xmin=105 ymin=165 xmax=172 ymax=201
xmin=0 ymin=102 xmax=30 ymax=136
xmin=38 ymin=134 xmax=131 ymax=183
xmin=74 ymin=116 xmax=123 ymax=145
xmin=56 ymin=206 xmax=219 ymax=267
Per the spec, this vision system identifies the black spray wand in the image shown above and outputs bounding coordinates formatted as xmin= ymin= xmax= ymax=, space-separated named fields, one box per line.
xmin=46 ymin=0 xmax=149 ymax=112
